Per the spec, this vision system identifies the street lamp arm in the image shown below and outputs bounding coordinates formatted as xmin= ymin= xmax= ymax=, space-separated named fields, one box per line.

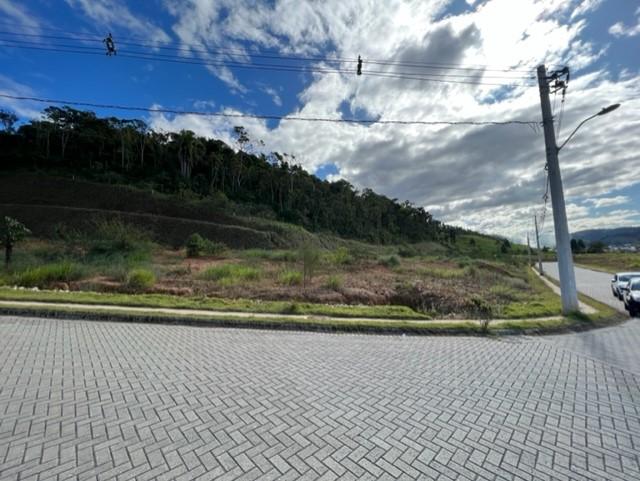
xmin=556 ymin=103 xmax=621 ymax=152
xmin=556 ymin=113 xmax=598 ymax=152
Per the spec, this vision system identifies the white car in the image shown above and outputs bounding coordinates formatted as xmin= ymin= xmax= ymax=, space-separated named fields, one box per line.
xmin=611 ymin=272 xmax=640 ymax=300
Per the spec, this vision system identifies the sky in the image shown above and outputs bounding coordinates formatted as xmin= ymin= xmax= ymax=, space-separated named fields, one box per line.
xmin=0 ymin=0 xmax=639 ymax=245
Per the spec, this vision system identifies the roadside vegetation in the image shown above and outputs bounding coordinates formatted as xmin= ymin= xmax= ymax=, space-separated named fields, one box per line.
xmin=573 ymin=252 xmax=640 ymax=273
xmin=0 ymin=218 xmax=564 ymax=320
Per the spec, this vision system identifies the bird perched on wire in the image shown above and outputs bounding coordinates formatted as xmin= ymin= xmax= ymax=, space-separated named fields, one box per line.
xmin=103 ymin=33 xmax=116 ymax=56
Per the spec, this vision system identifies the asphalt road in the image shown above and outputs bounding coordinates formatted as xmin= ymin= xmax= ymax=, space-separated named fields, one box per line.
xmin=542 ymin=262 xmax=625 ymax=312
xmin=1 ymin=316 xmax=640 ymax=480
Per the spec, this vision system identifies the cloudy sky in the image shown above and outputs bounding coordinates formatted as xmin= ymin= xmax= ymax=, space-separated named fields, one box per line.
xmin=1 ymin=0 xmax=639 ymax=245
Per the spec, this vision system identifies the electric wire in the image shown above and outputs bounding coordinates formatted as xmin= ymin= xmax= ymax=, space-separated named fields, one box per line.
xmin=0 ymin=28 xmax=537 ymax=74
xmin=0 ymin=42 xmax=536 ymax=87
xmin=0 ymin=93 xmax=541 ymax=128
xmin=0 ymin=38 xmax=535 ymax=81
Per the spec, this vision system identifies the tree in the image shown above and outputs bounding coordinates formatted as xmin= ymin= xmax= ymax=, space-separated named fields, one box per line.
xmin=1 ymin=217 xmax=31 ymax=268
xmin=0 ymin=109 xmax=18 ymax=133
xmin=500 ymin=238 xmax=511 ymax=254
xmin=570 ymin=238 xmax=579 ymax=253
xmin=588 ymin=241 xmax=606 ymax=253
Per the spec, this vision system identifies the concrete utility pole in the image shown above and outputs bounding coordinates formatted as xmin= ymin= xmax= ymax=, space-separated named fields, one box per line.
xmin=534 ymin=214 xmax=544 ymax=276
xmin=536 ymin=65 xmax=579 ymax=314
xmin=527 ymin=233 xmax=532 ymax=267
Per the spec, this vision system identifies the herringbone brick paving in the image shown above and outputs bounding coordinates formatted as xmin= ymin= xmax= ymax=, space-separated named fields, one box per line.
xmin=0 ymin=316 xmax=639 ymax=480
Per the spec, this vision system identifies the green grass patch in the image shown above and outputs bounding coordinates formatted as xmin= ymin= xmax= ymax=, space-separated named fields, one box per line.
xmin=278 ymin=269 xmax=302 ymax=286
xmin=324 ymin=275 xmax=343 ymax=291
xmin=11 ymin=262 xmax=86 ymax=288
xmin=419 ymin=266 xmax=466 ymax=279
xmin=240 ymin=249 xmax=299 ymax=262
xmin=0 ymin=287 xmax=430 ymax=320
xmin=126 ymin=269 xmax=156 ymax=291
xmin=200 ymin=264 xmax=262 ymax=286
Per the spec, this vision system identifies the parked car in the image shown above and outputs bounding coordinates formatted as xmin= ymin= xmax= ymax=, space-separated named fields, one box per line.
xmin=623 ymin=277 xmax=640 ymax=317
xmin=611 ymin=272 xmax=640 ymax=300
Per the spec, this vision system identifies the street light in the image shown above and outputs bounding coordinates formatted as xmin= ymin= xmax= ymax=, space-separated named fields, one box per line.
xmin=557 ymin=103 xmax=621 ymax=152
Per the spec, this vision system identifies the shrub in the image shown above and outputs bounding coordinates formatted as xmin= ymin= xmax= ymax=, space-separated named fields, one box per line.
xmin=185 ymin=233 xmax=227 ymax=258
xmin=279 ymin=269 xmax=302 ymax=286
xmin=201 ymin=264 xmax=262 ymax=285
xmin=379 ymin=255 xmax=400 ymax=268
xmin=14 ymin=261 xmax=85 ymax=288
xmin=325 ymin=275 xmax=343 ymax=291
xmin=300 ymin=243 xmax=321 ymax=289
xmin=398 ymin=245 xmax=418 ymax=258
xmin=126 ymin=268 xmax=156 ymax=291
xmin=329 ymin=247 xmax=354 ymax=265
xmin=87 ymin=219 xmax=152 ymax=259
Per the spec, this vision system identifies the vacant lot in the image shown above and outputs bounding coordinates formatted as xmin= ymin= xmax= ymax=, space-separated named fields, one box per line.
xmin=0 ymin=220 xmax=560 ymax=320
xmin=574 ymin=252 xmax=640 ymax=273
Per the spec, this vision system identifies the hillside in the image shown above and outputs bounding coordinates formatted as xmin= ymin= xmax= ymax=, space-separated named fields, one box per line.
xmin=0 ymin=105 xmax=455 ymax=245
xmin=0 ymin=173 xmax=317 ymax=249
xmin=572 ymin=227 xmax=640 ymax=246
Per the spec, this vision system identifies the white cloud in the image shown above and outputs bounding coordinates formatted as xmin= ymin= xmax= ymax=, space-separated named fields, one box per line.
xmin=609 ymin=7 xmax=640 ymax=37
xmin=584 ymin=196 xmax=630 ymax=208
xmin=148 ymin=0 xmax=639 ymax=244
xmin=0 ymin=75 xmax=42 ymax=118
xmin=0 ymin=0 xmax=40 ymax=30
xmin=65 ymin=0 xmax=170 ymax=44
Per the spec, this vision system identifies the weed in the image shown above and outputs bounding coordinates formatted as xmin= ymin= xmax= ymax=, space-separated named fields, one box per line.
xmin=242 ymin=249 xmax=298 ymax=262
xmin=329 ymin=247 xmax=354 ymax=266
xmin=420 ymin=266 xmax=465 ymax=279
xmin=325 ymin=275 xmax=343 ymax=291
xmin=379 ymin=255 xmax=400 ymax=268
xmin=200 ymin=264 xmax=262 ymax=285
xmin=185 ymin=234 xmax=227 ymax=258
xmin=85 ymin=219 xmax=152 ymax=260
xmin=398 ymin=245 xmax=418 ymax=258
xmin=300 ymin=243 xmax=321 ymax=289
xmin=126 ymin=269 xmax=156 ymax=291
xmin=13 ymin=261 xmax=85 ymax=288
xmin=279 ymin=269 xmax=303 ymax=286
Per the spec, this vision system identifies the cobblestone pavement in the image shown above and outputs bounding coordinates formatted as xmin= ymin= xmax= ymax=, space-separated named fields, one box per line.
xmin=542 ymin=262 xmax=625 ymax=312
xmin=1 ymin=317 xmax=639 ymax=480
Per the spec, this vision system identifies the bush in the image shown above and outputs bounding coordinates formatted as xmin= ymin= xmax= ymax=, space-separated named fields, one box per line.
xmin=379 ymin=255 xmax=400 ymax=268
xmin=86 ymin=219 xmax=152 ymax=259
xmin=325 ymin=275 xmax=343 ymax=291
xmin=126 ymin=268 xmax=156 ymax=291
xmin=185 ymin=233 xmax=227 ymax=258
xmin=201 ymin=264 xmax=262 ymax=285
xmin=398 ymin=245 xmax=418 ymax=258
xmin=329 ymin=247 xmax=354 ymax=265
xmin=279 ymin=269 xmax=302 ymax=286
xmin=300 ymin=243 xmax=321 ymax=288
xmin=14 ymin=261 xmax=85 ymax=288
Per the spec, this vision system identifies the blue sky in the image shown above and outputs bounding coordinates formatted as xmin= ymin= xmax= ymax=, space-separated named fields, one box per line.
xmin=1 ymin=0 xmax=639 ymax=244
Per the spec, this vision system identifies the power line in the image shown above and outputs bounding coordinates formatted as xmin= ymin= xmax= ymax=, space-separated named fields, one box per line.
xmin=0 ymin=38 xmax=535 ymax=81
xmin=0 ymin=42 xmax=535 ymax=87
xmin=0 ymin=29 xmax=536 ymax=74
xmin=0 ymin=93 xmax=541 ymax=127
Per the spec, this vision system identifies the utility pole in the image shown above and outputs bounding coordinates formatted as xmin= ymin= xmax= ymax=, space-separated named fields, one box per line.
xmin=536 ymin=64 xmax=579 ymax=314
xmin=534 ymin=214 xmax=544 ymax=276
xmin=527 ymin=233 xmax=532 ymax=268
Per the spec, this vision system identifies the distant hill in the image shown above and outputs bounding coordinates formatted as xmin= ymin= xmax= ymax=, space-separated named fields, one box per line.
xmin=572 ymin=227 xmax=640 ymax=246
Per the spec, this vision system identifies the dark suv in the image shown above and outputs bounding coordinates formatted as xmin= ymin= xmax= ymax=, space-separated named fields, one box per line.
xmin=623 ymin=277 xmax=640 ymax=317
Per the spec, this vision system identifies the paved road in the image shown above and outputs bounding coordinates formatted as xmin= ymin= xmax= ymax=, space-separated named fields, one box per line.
xmin=542 ymin=262 xmax=624 ymax=312
xmin=1 ymin=316 xmax=640 ymax=480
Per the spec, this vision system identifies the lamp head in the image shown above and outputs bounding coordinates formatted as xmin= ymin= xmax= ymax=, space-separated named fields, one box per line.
xmin=597 ymin=103 xmax=621 ymax=116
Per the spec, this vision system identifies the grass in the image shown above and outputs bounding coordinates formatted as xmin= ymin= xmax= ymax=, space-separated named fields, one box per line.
xmin=419 ymin=265 xmax=467 ymax=279
xmin=11 ymin=262 xmax=86 ymax=288
xmin=279 ymin=269 xmax=302 ymax=286
xmin=0 ymin=286 xmax=430 ymax=320
xmin=499 ymin=270 xmax=562 ymax=318
xmin=200 ymin=264 xmax=262 ymax=286
xmin=126 ymin=269 xmax=156 ymax=291
xmin=325 ymin=275 xmax=343 ymax=291
xmin=573 ymin=252 xmax=640 ymax=273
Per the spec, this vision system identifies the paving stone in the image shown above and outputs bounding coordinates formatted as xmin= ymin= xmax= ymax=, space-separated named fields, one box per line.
xmin=0 ymin=316 xmax=639 ymax=480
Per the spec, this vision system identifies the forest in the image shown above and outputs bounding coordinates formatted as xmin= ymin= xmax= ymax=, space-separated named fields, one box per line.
xmin=0 ymin=106 xmax=460 ymax=244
